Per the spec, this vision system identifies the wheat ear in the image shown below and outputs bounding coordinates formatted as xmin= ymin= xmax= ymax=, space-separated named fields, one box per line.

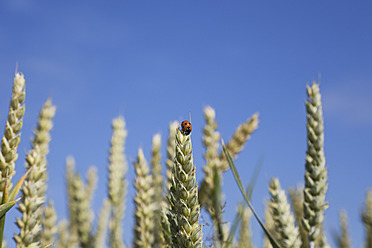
xmin=31 ymin=98 xmax=56 ymax=197
xmin=269 ymin=178 xmax=301 ymax=248
xmin=289 ymin=187 xmax=309 ymax=248
xmin=237 ymin=204 xmax=255 ymax=248
xmin=161 ymin=209 xmax=172 ymax=248
xmin=94 ymin=198 xmax=111 ymax=248
xmin=165 ymin=121 xmax=179 ymax=191
xmin=40 ymin=200 xmax=58 ymax=247
xmin=133 ymin=148 xmax=155 ymax=248
xmin=334 ymin=210 xmax=351 ymax=248
xmin=302 ymin=82 xmax=328 ymax=248
xmin=263 ymin=200 xmax=276 ymax=248
xmin=14 ymin=147 xmax=44 ymax=247
xmin=66 ymin=160 xmax=95 ymax=248
xmin=168 ymin=127 xmax=203 ymax=248
xmin=199 ymin=106 xmax=221 ymax=209
xmin=15 ymin=98 xmax=56 ymax=246
xmin=150 ymin=133 xmax=166 ymax=247
xmin=56 ymin=219 xmax=78 ymax=248
xmin=218 ymin=113 xmax=259 ymax=172
xmin=361 ymin=190 xmax=372 ymax=248
xmin=0 ymin=72 xmax=26 ymax=199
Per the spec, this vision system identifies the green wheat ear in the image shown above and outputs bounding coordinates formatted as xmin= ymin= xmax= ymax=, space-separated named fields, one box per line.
xmin=0 ymin=72 xmax=26 ymax=199
xmin=302 ymin=82 xmax=328 ymax=248
xmin=168 ymin=127 xmax=203 ymax=248
xmin=14 ymin=147 xmax=44 ymax=248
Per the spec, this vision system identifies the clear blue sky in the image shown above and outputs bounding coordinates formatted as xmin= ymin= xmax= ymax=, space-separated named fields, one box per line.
xmin=1 ymin=1 xmax=371 ymax=247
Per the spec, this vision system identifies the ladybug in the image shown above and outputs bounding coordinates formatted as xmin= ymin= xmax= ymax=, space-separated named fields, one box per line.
xmin=181 ymin=120 xmax=192 ymax=135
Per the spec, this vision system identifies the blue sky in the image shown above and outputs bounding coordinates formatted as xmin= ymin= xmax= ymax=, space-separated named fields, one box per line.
xmin=1 ymin=1 xmax=372 ymax=247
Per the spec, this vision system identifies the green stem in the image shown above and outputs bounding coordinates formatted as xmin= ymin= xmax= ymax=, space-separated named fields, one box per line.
xmin=0 ymin=216 xmax=5 ymax=248
xmin=0 ymin=170 xmax=10 ymax=248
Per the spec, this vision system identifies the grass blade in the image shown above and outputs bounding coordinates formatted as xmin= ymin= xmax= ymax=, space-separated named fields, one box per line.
xmin=8 ymin=166 xmax=32 ymax=202
xmin=0 ymin=201 xmax=16 ymax=219
xmin=246 ymin=151 xmax=265 ymax=199
xmin=224 ymin=152 xmax=264 ymax=247
xmin=224 ymin=204 xmax=243 ymax=248
xmin=222 ymin=140 xmax=281 ymax=248
xmin=0 ymin=169 xmax=10 ymax=248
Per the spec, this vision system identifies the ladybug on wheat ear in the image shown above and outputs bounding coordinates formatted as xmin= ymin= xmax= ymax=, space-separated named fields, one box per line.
xmin=181 ymin=120 xmax=192 ymax=135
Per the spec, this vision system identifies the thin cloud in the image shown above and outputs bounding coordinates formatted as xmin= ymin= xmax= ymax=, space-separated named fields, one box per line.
xmin=2 ymin=0 xmax=37 ymax=12
xmin=322 ymin=80 xmax=372 ymax=126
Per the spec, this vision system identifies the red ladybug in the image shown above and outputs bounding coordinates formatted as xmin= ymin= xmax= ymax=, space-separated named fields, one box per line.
xmin=181 ymin=120 xmax=192 ymax=135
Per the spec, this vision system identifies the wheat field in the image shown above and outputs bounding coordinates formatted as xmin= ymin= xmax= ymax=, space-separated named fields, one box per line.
xmin=0 ymin=72 xmax=371 ymax=248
